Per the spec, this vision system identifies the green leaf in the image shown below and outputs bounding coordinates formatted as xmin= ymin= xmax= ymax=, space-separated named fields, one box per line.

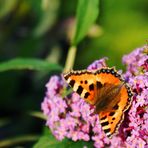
xmin=34 ymin=129 xmax=93 ymax=148
xmin=0 ymin=58 xmax=62 ymax=72
xmin=0 ymin=135 xmax=39 ymax=148
xmin=30 ymin=111 xmax=47 ymax=120
xmin=33 ymin=135 xmax=60 ymax=148
xmin=67 ymin=140 xmax=93 ymax=148
xmin=72 ymin=0 xmax=99 ymax=45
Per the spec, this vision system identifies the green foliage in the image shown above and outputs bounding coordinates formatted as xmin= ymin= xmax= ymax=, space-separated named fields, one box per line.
xmin=0 ymin=135 xmax=39 ymax=148
xmin=75 ymin=0 xmax=148 ymax=69
xmin=0 ymin=118 xmax=10 ymax=128
xmin=33 ymin=0 xmax=60 ymax=37
xmin=0 ymin=58 xmax=62 ymax=72
xmin=72 ymin=0 xmax=99 ymax=45
xmin=0 ymin=0 xmax=18 ymax=19
xmin=34 ymin=129 xmax=93 ymax=148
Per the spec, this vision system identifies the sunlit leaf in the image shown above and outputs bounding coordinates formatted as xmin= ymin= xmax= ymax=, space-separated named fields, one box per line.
xmin=0 ymin=58 xmax=62 ymax=72
xmin=72 ymin=0 xmax=99 ymax=45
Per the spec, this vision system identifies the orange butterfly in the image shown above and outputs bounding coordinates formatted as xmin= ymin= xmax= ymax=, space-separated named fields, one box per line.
xmin=63 ymin=67 xmax=133 ymax=138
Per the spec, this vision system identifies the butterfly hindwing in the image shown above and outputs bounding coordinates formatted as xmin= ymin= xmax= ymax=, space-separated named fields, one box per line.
xmin=95 ymin=68 xmax=133 ymax=137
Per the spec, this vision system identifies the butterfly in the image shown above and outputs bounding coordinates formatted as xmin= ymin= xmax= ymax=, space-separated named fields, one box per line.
xmin=63 ymin=67 xmax=133 ymax=138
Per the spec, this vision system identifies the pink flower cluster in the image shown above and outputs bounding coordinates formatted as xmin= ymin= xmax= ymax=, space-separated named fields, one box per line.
xmin=122 ymin=45 xmax=148 ymax=147
xmin=41 ymin=46 xmax=148 ymax=147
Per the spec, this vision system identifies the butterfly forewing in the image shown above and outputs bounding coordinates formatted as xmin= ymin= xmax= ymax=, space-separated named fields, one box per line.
xmin=64 ymin=70 xmax=99 ymax=105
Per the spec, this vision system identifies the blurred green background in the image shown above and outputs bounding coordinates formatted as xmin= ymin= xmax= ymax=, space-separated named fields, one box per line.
xmin=0 ymin=0 xmax=148 ymax=147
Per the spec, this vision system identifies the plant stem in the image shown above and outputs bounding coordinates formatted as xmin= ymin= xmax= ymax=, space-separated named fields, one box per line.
xmin=63 ymin=46 xmax=77 ymax=72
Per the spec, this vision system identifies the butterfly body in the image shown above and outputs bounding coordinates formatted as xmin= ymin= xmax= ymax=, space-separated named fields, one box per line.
xmin=63 ymin=67 xmax=133 ymax=138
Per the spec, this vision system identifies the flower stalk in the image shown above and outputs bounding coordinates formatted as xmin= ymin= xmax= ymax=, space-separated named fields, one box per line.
xmin=63 ymin=46 xmax=77 ymax=72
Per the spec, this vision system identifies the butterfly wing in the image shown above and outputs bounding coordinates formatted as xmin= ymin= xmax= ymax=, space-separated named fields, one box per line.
xmin=63 ymin=70 xmax=99 ymax=105
xmin=63 ymin=68 xmax=133 ymax=138
xmin=95 ymin=68 xmax=133 ymax=138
